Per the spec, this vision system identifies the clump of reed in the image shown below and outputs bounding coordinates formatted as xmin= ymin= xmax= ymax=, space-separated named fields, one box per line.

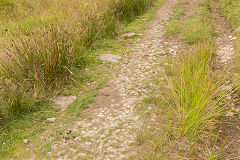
xmin=168 ymin=42 xmax=232 ymax=140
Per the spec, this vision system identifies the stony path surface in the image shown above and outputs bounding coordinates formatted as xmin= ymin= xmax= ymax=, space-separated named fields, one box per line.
xmin=43 ymin=0 xmax=180 ymax=159
xmin=21 ymin=0 xmax=239 ymax=159
xmin=214 ymin=5 xmax=236 ymax=66
xmin=212 ymin=3 xmax=240 ymax=159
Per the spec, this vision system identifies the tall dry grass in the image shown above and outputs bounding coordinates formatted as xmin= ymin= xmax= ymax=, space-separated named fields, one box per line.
xmin=0 ymin=0 xmax=155 ymax=117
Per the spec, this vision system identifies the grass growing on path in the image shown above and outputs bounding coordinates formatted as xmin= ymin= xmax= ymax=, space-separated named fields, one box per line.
xmin=137 ymin=0 xmax=235 ymax=159
xmin=166 ymin=0 xmax=215 ymax=44
xmin=137 ymin=42 xmax=231 ymax=159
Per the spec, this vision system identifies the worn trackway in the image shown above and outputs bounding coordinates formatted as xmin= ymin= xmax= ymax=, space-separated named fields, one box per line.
xmin=14 ymin=0 xmax=238 ymax=159
xmin=30 ymin=0 xmax=181 ymax=159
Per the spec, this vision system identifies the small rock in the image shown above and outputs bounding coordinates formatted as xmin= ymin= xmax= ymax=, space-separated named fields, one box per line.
xmin=99 ymin=54 xmax=121 ymax=63
xmin=221 ymin=85 xmax=232 ymax=91
xmin=235 ymin=27 xmax=240 ymax=33
xmin=51 ymin=144 xmax=58 ymax=151
xmin=226 ymin=96 xmax=232 ymax=100
xmin=123 ymin=32 xmax=136 ymax=38
xmin=47 ymin=152 xmax=52 ymax=156
xmin=23 ymin=139 xmax=29 ymax=144
xmin=86 ymin=142 xmax=91 ymax=145
xmin=234 ymin=73 xmax=239 ymax=76
xmin=226 ymin=111 xmax=235 ymax=117
xmin=163 ymin=63 xmax=169 ymax=66
xmin=53 ymin=96 xmax=77 ymax=109
xmin=47 ymin=118 xmax=56 ymax=123
xmin=97 ymin=114 xmax=104 ymax=117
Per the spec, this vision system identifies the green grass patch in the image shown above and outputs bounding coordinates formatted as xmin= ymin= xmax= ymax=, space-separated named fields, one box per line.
xmin=166 ymin=0 xmax=215 ymax=44
xmin=0 ymin=105 xmax=59 ymax=159
xmin=218 ymin=0 xmax=240 ymax=27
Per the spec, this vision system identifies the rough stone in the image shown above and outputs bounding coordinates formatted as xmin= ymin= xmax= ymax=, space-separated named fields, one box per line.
xmin=23 ymin=139 xmax=29 ymax=144
xmin=53 ymin=96 xmax=77 ymax=109
xmin=99 ymin=54 xmax=121 ymax=63
xmin=122 ymin=32 xmax=136 ymax=38
xmin=47 ymin=118 xmax=56 ymax=123
xmin=226 ymin=111 xmax=235 ymax=117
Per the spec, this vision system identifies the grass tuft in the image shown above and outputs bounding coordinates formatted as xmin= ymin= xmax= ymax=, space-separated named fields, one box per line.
xmin=168 ymin=42 xmax=230 ymax=140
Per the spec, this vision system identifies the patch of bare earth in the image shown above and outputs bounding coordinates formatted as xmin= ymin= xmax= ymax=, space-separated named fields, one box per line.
xmin=212 ymin=2 xmax=240 ymax=160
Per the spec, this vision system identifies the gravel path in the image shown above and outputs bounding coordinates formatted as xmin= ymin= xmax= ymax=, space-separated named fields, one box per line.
xmin=15 ymin=0 xmax=239 ymax=160
xmin=44 ymin=0 xmax=180 ymax=159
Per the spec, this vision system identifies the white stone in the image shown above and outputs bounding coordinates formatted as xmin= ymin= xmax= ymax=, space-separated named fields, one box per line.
xmin=99 ymin=54 xmax=121 ymax=63
xmin=47 ymin=118 xmax=56 ymax=123
xmin=53 ymin=96 xmax=77 ymax=109
xmin=226 ymin=96 xmax=232 ymax=100
xmin=46 ymin=152 xmax=52 ymax=156
xmin=23 ymin=139 xmax=29 ymax=144
xmin=226 ymin=111 xmax=235 ymax=117
xmin=122 ymin=32 xmax=136 ymax=38
xmin=51 ymin=144 xmax=58 ymax=151
xmin=235 ymin=27 xmax=240 ymax=32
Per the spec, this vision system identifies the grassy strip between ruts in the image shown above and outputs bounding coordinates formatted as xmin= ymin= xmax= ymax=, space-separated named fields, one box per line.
xmin=0 ymin=0 xmax=166 ymax=159
xmin=166 ymin=0 xmax=215 ymax=44
xmin=136 ymin=0 xmax=234 ymax=159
